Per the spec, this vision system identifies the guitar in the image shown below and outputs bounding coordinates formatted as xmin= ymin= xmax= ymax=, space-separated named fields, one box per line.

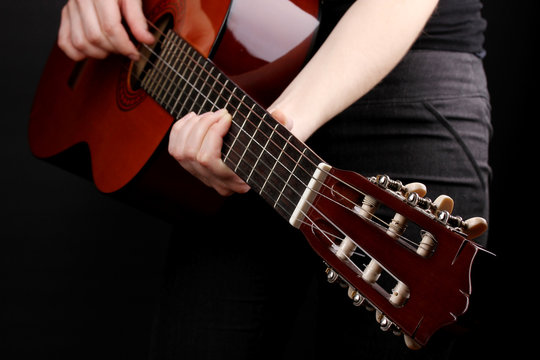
xmin=28 ymin=0 xmax=489 ymax=349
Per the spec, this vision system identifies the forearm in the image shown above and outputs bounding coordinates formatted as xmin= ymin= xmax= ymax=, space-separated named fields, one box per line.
xmin=269 ymin=0 xmax=439 ymax=142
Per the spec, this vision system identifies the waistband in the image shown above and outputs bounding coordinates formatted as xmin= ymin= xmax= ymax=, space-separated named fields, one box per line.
xmin=360 ymin=50 xmax=489 ymax=103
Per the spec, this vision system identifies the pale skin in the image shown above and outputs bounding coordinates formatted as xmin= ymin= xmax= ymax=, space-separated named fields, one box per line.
xmin=58 ymin=0 xmax=439 ymax=196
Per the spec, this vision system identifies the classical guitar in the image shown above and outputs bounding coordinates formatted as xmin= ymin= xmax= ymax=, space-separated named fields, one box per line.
xmin=29 ymin=0 xmax=489 ymax=349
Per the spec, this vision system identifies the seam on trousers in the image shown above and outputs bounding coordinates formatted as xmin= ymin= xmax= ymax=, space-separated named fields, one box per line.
xmin=423 ymin=102 xmax=487 ymax=190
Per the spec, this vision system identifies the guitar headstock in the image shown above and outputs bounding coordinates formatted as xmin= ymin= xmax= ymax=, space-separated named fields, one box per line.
xmin=296 ymin=165 xmax=488 ymax=349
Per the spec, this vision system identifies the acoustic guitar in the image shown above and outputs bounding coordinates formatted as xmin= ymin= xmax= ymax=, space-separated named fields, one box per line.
xmin=28 ymin=0 xmax=489 ymax=349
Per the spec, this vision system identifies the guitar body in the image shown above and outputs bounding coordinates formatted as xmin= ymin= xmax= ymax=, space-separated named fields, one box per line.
xmin=29 ymin=0 xmax=320 ymax=217
xmin=28 ymin=0 xmax=489 ymax=348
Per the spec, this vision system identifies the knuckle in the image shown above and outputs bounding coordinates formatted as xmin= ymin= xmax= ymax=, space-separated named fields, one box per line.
xmin=57 ymin=36 xmax=68 ymax=51
xmin=70 ymin=36 xmax=86 ymax=51
xmin=85 ymin=30 xmax=103 ymax=45
xmin=101 ymin=21 xmax=118 ymax=37
xmin=181 ymin=146 xmax=197 ymax=161
xmin=196 ymin=152 xmax=212 ymax=168
xmin=167 ymin=142 xmax=176 ymax=157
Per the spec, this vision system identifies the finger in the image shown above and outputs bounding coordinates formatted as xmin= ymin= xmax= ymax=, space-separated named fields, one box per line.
xmin=67 ymin=0 xmax=109 ymax=59
xmin=197 ymin=110 xmax=232 ymax=164
xmin=168 ymin=112 xmax=197 ymax=158
xmin=76 ymin=0 xmax=116 ymax=52
xmin=121 ymin=0 xmax=155 ymax=45
xmin=168 ymin=111 xmax=220 ymax=161
xmin=198 ymin=112 xmax=250 ymax=194
xmin=180 ymin=111 xmax=228 ymax=160
xmin=94 ymin=0 xmax=140 ymax=59
xmin=58 ymin=5 xmax=86 ymax=60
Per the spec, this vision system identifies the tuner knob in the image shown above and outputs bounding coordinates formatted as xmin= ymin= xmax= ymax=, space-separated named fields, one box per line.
xmin=380 ymin=316 xmax=393 ymax=332
xmin=433 ymin=194 xmax=454 ymax=213
xmin=463 ymin=217 xmax=488 ymax=240
xmin=326 ymin=268 xmax=339 ymax=283
xmin=375 ymin=310 xmax=393 ymax=332
xmin=404 ymin=334 xmax=422 ymax=350
xmin=348 ymin=287 xmax=365 ymax=306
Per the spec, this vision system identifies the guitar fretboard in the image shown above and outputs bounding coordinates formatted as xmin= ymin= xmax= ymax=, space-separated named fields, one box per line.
xmin=138 ymin=29 xmax=322 ymax=221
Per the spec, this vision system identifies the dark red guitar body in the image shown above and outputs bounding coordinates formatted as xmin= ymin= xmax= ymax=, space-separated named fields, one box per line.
xmin=28 ymin=0 xmax=319 ymax=218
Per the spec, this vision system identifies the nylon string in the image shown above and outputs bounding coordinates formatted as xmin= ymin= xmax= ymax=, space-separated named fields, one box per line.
xmin=132 ymin=27 xmax=421 ymax=251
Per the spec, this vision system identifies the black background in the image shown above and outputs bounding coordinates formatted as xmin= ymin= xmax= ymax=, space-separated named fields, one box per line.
xmin=1 ymin=1 xmax=532 ymax=358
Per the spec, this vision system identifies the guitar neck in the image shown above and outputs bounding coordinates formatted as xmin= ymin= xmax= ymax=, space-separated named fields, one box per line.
xmin=138 ymin=29 xmax=323 ymax=221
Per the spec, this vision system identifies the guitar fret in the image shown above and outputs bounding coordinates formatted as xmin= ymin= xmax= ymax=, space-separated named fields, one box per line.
xmin=169 ymin=40 xmax=192 ymax=118
xmin=161 ymin=35 xmax=183 ymax=111
xmin=183 ymin=55 xmax=204 ymax=114
xmin=246 ymin=113 xmax=269 ymax=183
xmin=190 ymin=61 xmax=207 ymax=112
xmin=259 ymin=130 xmax=291 ymax=196
xmin=198 ymin=62 xmax=216 ymax=112
xmin=234 ymin=103 xmax=257 ymax=172
xmin=138 ymin=29 xmax=324 ymax=222
xmin=210 ymin=68 xmax=224 ymax=111
xmin=153 ymin=32 xmax=175 ymax=102
xmin=214 ymin=77 xmax=229 ymax=111
xmin=274 ymin=147 xmax=308 ymax=209
xmin=176 ymin=47 xmax=200 ymax=116
xmin=222 ymin=90 xmax=242 ymax=163
xmin=148 ymin=32 xmax=174 ymax=98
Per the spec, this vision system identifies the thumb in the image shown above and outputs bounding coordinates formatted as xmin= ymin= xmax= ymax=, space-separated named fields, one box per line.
xmin=270 ymin=109 xmax=293 ymax=131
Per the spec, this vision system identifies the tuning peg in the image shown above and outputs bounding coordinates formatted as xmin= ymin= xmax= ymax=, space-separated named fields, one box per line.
xmin=326 ymin=268 xmax=339 ymax=283
xmin=347 ymin=286 xmax=366 ymax=306
xmin=462 ymin=217 xmax=488 ymax=240
xmin=375 ymin=310 xmax=394 ymax=332
xmin=402 ymin=182 xmax=427 ymax=197
xmin=433 ymin=194 xmax=454 ymax=213
xmin=367 ymin=182 xmax=425 ymax=304
xmin=404 ymin=334 xmax=422 ymax=350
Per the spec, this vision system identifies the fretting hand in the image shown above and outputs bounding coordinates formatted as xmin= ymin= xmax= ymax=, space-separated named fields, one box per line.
xmin=168 ymin=110 xmax=251 ymax=197
xmin=168 ymin=109 xmax=293 ymax=196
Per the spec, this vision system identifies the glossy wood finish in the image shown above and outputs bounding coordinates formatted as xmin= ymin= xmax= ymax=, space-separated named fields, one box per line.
xmin=299 ymin=168 xmax=480 ymax=346
xmin=28 ymin=1 xmax=487 ymax=347
xmin=28 ymin=0 xmax=319 ymax=215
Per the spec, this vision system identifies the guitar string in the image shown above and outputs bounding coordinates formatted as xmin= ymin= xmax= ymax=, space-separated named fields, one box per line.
xmin=132 ymin=31 xmax=425 ymax=252
xmin=138 ymin=27 xmax=420 ymax=244
xmin=140 ymin=23 xmax=435 ymax=246
xmin=133 ymin=32 xmax=366 ymax=253
xmin=137 ymin=26 xmax=370 ymax=215
xmin=134 ymin=40 xmax=393 ymax=230
xmin=132 ymin=29 xmax=424 ymax=250
xmin=132 ymin=49 xmax=385 ymax=259
xmin=136 ymin=30 xmax=370 ymax=213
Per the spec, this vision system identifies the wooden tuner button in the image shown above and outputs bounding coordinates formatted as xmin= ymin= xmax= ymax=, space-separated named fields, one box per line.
xmin=403 ymin=182 xmax=427 ymax=198
xmin=463 ymin=217 xmax=488 ymax=240
xmin=433 ymin=194 xmax=454 ymax=213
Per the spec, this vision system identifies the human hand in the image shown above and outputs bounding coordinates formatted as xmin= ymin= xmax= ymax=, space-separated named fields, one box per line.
xmin=168 ymin=110 xmax=251 ymax=197
xmin=57 ymin=0 xmax=154 ymax=61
